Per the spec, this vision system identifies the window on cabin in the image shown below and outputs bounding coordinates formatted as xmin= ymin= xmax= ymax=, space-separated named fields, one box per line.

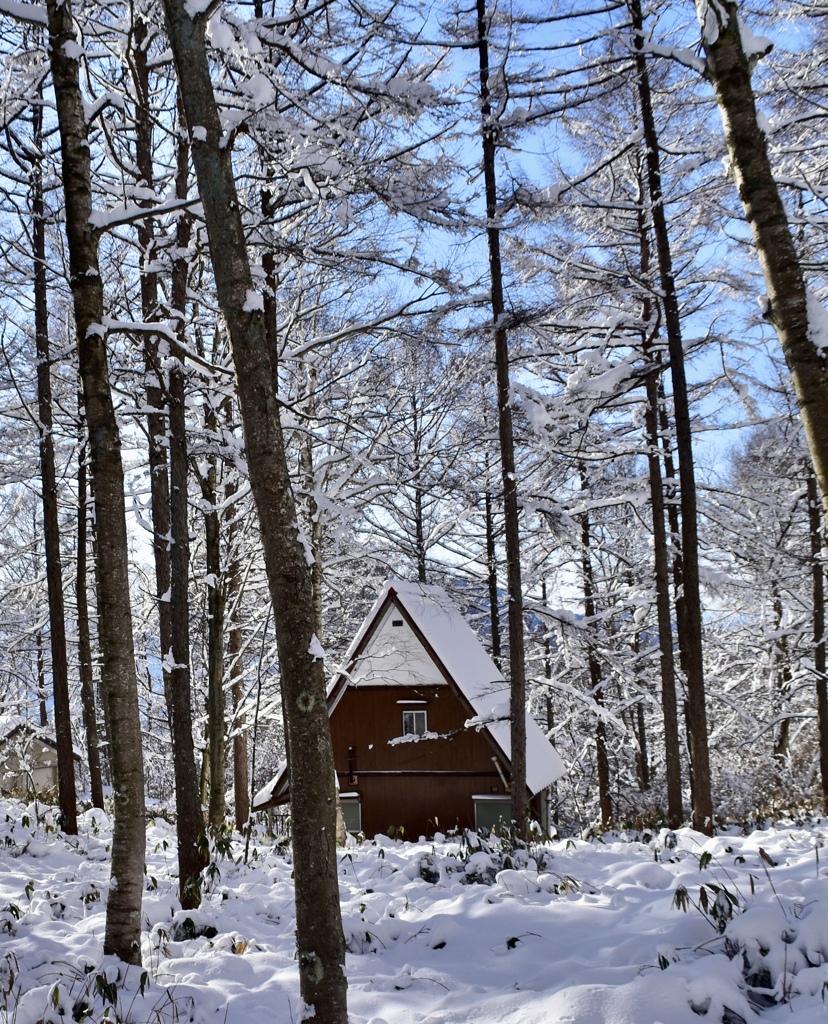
xmin=402 ymin=709 xmax=427 ymax=736
xmin=474 ymin=797 xmax=512 ymax=833
xmin=340 ymin=796 xmax=361 ymax=834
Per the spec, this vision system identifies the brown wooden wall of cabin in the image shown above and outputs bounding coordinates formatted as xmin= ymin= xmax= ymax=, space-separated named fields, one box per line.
xmin=331 ymin=684 xmax=509 ymax=838
xmin=331 ymin=685 xmax=501 ymax=773
xmin=352 ymin=774 xmax=499 ymax=839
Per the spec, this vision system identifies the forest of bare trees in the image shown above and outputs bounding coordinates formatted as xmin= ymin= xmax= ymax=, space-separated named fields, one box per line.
xmin=0 ymin=0 xmax=826 ymax=1014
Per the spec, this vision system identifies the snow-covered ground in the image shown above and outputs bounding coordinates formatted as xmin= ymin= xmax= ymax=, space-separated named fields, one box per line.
xmin=2 ymin=799 xmax=828 ymax=1023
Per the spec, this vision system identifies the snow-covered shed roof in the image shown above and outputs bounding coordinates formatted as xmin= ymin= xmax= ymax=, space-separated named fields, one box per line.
xmin=254 ymin=581 xmax=564 ymax=809
xmin=0 ymin=715 xmax=54 ymax=747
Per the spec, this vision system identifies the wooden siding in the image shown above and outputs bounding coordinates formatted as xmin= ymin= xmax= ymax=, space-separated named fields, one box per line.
xmin=348 ymin=773 xmax=501 ymax=839
xmin=331 ymin=685 xmax=503 ymax=774
xmin=331 ymin=684 xmax=508 ymax=837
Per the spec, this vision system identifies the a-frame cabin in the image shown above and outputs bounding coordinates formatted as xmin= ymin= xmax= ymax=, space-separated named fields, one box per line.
xmin=254 ymin=581 xmax=564 ymax=840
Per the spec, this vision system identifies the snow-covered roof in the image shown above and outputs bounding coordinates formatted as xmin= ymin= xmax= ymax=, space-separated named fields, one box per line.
xmin=351 ymin=581 xmax=564 ymax=795
xmin=253 ymin=759 xmax=287 ymax=811
xmin=0 ymin=715 xmax=83 ymax=761
xmin=0 ymin=715 xmax=54 ymax=745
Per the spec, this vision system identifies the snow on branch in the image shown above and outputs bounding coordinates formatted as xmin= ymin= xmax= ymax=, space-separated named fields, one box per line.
xmin=88 ymin=195 xmax=201 ymax=232
xmin=0 ymin=0 xmax=46 ymax=26
xmin=695 ymin=0 xmax=731 ymax=46
xmin=639 ymin=40 xmax=707 ymax=75
xmin=465 ymin=701 xmax=509 ymax=731
xmin=694 ymin=0 xmax=772 ymax=66
xmin=387 ymin=730 xmax=444 ymax=746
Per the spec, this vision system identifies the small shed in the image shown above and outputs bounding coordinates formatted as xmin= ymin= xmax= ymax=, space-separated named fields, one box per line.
xmin=254 ymin=581 xmax=564 ymax=839
xmin=0 ymin=716 xmax=73 ymax=796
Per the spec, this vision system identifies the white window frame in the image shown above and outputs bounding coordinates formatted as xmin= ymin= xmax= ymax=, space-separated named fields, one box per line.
xmin=402 ymin=709 xmax=427 ymax=736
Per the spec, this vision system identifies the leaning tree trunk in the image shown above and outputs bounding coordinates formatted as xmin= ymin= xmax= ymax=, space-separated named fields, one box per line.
xmin=476 ymin=0 xmax=527 ymax=838
xmin=631 ymin=0 xmax=713 ymax=833
xmin=159 ymin=1 xmax=347 ymax=1017
xmin=697 ymin=0 xmax=828 ymax=520
xmin=31 ymin=81 xmax=77 ymax=834
xmin=45 ymin=0 xmax=145 ymax=962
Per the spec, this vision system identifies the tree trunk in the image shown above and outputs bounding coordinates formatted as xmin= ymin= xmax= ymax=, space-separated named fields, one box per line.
xmin=45 ymin=0 xmax=145 ymax=962
xmin=770 ymin=585 xmax=792 ymax=768
xmin=631 ymin=0 xmax=713 ymax=833
xmin=542 ymin=580 xmax=558 ymax=828
xmin=635 ymin=166 xmax=683 ymax=826
xmin=224 ymin=459 xmax=249 ymax=831
xmin=77 ymin=420 xmax=105 ymax=809
xmin=643 ymin=372 xmax=683 ymax=823
xmin=636 ymin=699 xmax=650 ymax=792
xmin=36 ymin=626 xmax=47 ymax=729
xmin=133 ymin=34 xmax=205 ymax=905
xmin=698 ymin=0 xmax=828 ymax=518
xmin=579 ymin=468 xmax=612 ymax=828
xmin=86 ymin=477 xmax=113 ymax=780
xmin=30 ymin=84 xmax=77 ymax=834
xmin=484 ymin=487 xmax=502 ymax=669
xmin=809 ymin=472 xmax=828 ymax=813
xmin=228 ymin=595 xmax=249 ymax=831
xmin=484 ymin=430 xmax=502 ymax=669
xmin=169 ymin=344 xmax=206 ymax=894
xmin=201 ymin=400 xmax=227 ymax=829
xmin=169 ymin=125 xmax=209 ymax=896
xmin=159 ymin=1 xmax=346 ymax=1016
xmin=476 ymin=0 xmax=527 ymax=838
xmin=298 ymin=368 xmax=324 ymax=634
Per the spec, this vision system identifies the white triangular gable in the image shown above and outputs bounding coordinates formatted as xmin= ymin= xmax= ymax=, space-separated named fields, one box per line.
xmin=345 ymin=601 xmax=449 ymax=689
